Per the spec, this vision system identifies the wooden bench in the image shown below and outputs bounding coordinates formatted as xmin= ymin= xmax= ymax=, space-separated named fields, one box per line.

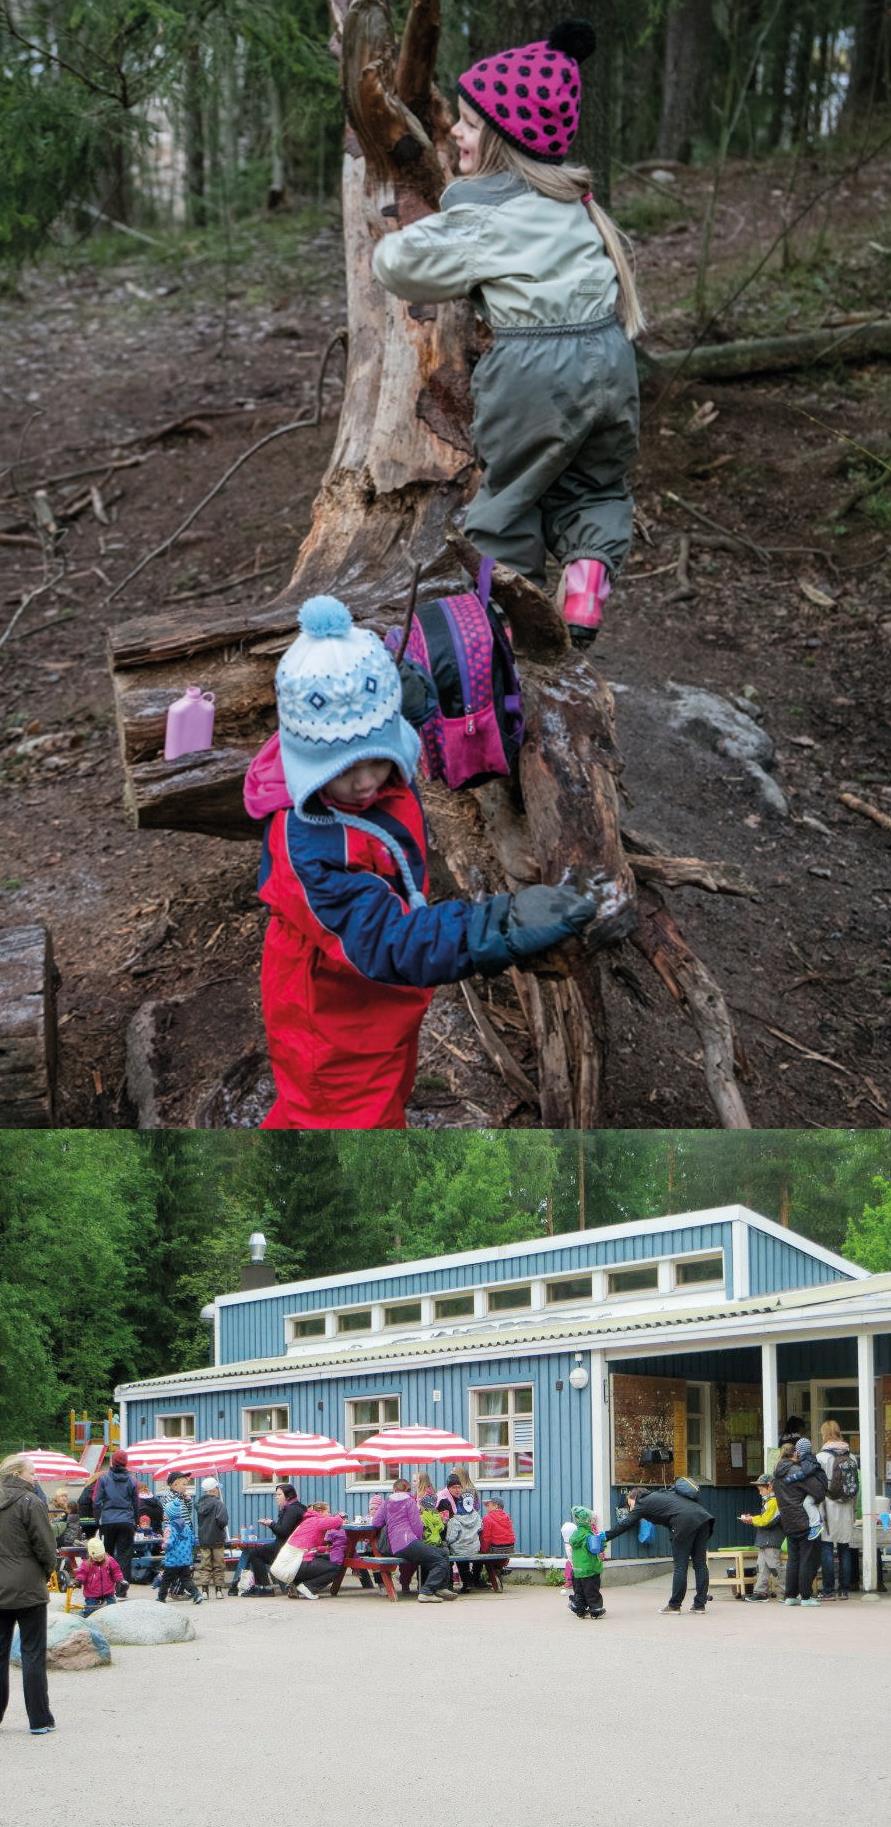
xmin=330 ymin=1554 xmax=402 ymax=1602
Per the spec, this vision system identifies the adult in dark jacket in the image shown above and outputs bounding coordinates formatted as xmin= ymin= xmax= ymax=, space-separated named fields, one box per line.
xmin=602 ymin=1484 xmax=716 ymax=1613
xmin=196 ymin=1479 xmax=229 ymax=1597
xmin=94 ymin=1451 xmax=139 ymax=1589
xmin=772 ymin=1441 xmax=828 ymax=1604
xmin=230 ymin=1484 xmax=307 ymax=1594
xmin=0 ymin=1454 xmax=58 ymax=1735
xmin=77 ymin=1480 xmax=100 ymax=1541
xmin=134 ymin=1486 xmax=164 ymax=1533
xmin=778 ymin=1415 xmax=805 ymax=1448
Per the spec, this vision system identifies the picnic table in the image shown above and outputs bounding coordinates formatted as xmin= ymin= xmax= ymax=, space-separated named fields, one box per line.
xmin=328 ymin=1524 xmax=511 ymax=1600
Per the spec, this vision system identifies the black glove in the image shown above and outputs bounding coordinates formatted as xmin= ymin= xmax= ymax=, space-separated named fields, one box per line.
xmin=467 ymin=881 xmax=636 ymax=975
xmin=399 ymin=658 xmax=438 ymax=730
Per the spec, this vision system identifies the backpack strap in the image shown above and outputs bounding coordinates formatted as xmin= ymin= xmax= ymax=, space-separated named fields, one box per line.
xmin=477 ymin=555 xmax=494 ymax=610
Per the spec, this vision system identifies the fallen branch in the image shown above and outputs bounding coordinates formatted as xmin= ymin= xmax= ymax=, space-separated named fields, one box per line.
xmin=105 ymin=329 xmax=347 ymax=604
xmin=626 ymin=850 xmax=757 ymax=897
xmin=0 ymin=574 xmax=63 ymax=653
xmin=666 ymin=532 xmax=696 ymax=603
xmin=838 ymin=791 xmax=891 ymax=835
xmin=643 ymin=318 xmax=891 ymax=385
xmin=630 ymin=888 xmax=751 ymax=1128
xmin=79 ymin=201 xmax=163 ymax=245
xmin=459 ymin=981 xmax=540 ymax=1109
xmin=663 ymin=490 xmax=769 ymax=565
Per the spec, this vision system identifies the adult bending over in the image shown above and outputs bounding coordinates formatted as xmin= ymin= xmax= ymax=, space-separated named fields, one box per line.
xmin=0 ymin=1453 xmax=57 ymax=1735
xmin=372 ymin=1479 xmax=454 ymax=1602
xmin=602 ymin=1482 xmax=716 ymax=1614
xmin=773 ymin=1440 xmax=828 ymax=1605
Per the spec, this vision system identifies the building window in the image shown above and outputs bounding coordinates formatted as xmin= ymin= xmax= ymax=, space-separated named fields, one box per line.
xmin=434 ymin=1293 xmax=475 ymax=1319
xmin=676 ymin=1255 xmax=724 ymax=1287
xmin=487 ymin=1285 xmax=532 ymax=1314
xmin=470 ymin=1386 xmax=534 ymax=1483
xmin=346 ymin=1396 xmax=400 ymax=1484
xmin=288 ymin=1313 xmax=326 ymax=1340
xmin=337 ymin=1308 xmax=373 ymax=1334
xmin=383 ymin=1301 xmax=423 ymax=1327
xmin=545 ymin=1274 xmax=593 ymax=1304
xmin=684 ymin=1383 xmax=713 ymax=1482
xmin=157 ymin=1414 xmax=195 ymax=1440
xmin=242 ymin=1405 xmax=289 ymax=1489
xmin=607 ymin=1264 xmax=658 ymax=1296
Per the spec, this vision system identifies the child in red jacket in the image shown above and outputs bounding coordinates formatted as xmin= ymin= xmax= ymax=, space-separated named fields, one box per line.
xmin=478 ymin=1497 xmax=516 ymax=1586
xmin=245 ymin=596 xmax=633 ymax=1129
xmin=75 ymin=1537 xmax=123 ymax=1616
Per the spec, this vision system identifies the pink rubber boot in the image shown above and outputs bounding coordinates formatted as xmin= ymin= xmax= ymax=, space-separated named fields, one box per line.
xmin=557 ymin=559 xmax=612 ymax=643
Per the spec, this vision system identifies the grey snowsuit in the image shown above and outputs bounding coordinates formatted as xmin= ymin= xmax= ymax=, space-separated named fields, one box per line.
xmin=372 ymin=172 xmax=639 ymax=587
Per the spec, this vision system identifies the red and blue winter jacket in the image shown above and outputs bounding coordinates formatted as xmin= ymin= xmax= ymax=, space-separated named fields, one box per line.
xmin=245 ymin=738 xmax=502 ymax=1128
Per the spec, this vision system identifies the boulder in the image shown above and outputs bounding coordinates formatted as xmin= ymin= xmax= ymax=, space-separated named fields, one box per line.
xmin=97 ymin=1601 xmax=196 ymax=1645
xmin=13 ymin=1612 xmax=110 ymax=1670
xmin=663 ymin=683 xmax=788 ymax=815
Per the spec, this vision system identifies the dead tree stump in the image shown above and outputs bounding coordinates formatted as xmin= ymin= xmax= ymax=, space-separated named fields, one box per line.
xmin=0 ymin=925 xmax=59 ymax=1126
xmin=106 ymin=0 xmax=750 ymax=1129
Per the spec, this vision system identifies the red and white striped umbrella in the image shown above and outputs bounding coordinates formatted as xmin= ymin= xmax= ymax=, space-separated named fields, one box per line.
xmin=233 ymin=1431 xmax=357 ymax=1476
xmin=153 ymin=1438 xmax=245 ymax=1480
xmin=124 ymin=1438 xmax=194 ymax=1472
xmin=21 ymin=1451 xmax=85 ymax=1482
xmin=348 ymin=1425 xmax=482 ymax=1465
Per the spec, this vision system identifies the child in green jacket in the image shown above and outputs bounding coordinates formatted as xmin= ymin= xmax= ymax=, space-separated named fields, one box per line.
xmin=568 ymin=1505 xmax=605 ymax=1620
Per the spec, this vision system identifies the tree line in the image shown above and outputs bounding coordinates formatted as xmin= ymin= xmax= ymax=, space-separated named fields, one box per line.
xmin=1 ymin=1129 xmax=889 ymax=1453
xmin=2 ymin=1 xmax=888 ymax=262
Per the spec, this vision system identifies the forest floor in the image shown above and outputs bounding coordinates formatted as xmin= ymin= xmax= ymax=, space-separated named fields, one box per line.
xmin=1 ymin=147 xmax=889 ymax=1130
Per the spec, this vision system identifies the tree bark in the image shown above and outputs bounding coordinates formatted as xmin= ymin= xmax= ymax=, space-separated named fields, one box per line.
xmin=656 ymin=0 xmax=714 ymax=162
xmin=843 ymin=0 xmax=891 ymax=120
xmin=184 ymin=40 xmax=206 ymax=228
xmin=0 ymin=926 xmax=59 ymax=1127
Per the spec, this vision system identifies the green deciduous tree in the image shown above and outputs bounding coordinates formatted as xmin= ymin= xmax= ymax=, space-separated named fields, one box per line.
xmin=843 ymin=1176 xmax=891 ymax=1273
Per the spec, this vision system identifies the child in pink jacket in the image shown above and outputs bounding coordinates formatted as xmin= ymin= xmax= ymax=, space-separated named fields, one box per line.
xmin=75 ymin=1537 xmax=123 ymax=1616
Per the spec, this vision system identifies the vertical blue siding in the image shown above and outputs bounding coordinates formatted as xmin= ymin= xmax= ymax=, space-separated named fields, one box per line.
xmin=607 ymin=1484 xmax=760 ymax=1556
xmin=217 ymin=1221 xmax=735 ymax=1364
xmin=748 ymin=1231 xmax=853 ymax=1296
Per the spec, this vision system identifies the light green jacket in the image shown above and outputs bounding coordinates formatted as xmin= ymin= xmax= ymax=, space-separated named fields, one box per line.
xmin=372 ymin=172 xmax=619 ymax=330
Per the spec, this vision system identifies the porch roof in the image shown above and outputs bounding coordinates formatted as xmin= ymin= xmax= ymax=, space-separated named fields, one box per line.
xmin=117 ymin=1267 xmax=891 ymax=1400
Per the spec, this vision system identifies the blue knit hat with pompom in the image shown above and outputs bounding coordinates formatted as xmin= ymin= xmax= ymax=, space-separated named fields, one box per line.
xmin=275 ymin=596 xmax=420 ymax=821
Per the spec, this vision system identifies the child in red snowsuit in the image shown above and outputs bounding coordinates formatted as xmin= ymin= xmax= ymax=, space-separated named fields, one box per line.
xmin=244 ymin=596 xmax=632 ymax=1129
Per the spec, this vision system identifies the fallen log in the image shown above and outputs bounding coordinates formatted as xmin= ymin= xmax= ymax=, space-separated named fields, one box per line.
xmin=0 ymin=924 xmax=59 ymax=1126
xmin=640 ymin=318 xmax=891 ymax=383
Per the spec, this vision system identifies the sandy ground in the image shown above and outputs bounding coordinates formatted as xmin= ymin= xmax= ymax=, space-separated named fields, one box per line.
xmin=3 ymin=1581 xmax=889 ymax=1822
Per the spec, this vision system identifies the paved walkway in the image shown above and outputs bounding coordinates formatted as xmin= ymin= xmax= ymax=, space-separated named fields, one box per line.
xmin=4 ymin=1581 xmax=889 ymax=1822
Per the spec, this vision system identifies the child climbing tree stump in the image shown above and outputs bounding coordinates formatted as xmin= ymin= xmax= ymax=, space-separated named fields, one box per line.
xmin=107 ymin=0 xmax=750 ymax=1129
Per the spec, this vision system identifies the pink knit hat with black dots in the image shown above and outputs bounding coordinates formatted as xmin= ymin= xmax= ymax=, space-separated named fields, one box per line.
xmin=457 ymin=19 xmax=595 ymax=165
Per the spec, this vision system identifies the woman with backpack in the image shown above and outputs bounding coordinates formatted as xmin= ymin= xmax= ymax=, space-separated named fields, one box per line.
xmin=772 ymin=1440 xmax=828 ymax=1606
xmin=243 ymin=597 xmax=632 ymax=1128
xmin=817 ymin=1420 xmax=859 ymax=1601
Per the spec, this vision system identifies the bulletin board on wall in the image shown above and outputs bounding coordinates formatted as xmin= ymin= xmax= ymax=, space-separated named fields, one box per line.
xmin=713 ymin=1383 xmax=764 ymax=1487
xmin=611 ymin=1373 xmax=686 ymax=1485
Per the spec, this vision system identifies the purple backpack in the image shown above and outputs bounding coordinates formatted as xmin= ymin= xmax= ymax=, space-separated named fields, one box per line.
xmin=387 ymin=558 xmax=524 ymax=789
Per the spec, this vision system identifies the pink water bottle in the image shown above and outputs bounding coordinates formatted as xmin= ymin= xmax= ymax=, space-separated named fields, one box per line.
xmin=164 ymin=685 xmax=215 ymax=761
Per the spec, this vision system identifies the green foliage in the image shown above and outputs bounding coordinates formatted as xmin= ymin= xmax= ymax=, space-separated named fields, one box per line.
xmin=843 ymin=1176 xmax=891 ymax=1273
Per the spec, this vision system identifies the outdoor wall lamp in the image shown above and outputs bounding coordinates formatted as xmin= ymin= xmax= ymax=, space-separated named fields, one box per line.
xmin=569 ymin=1355 xmax=589 ymax=1390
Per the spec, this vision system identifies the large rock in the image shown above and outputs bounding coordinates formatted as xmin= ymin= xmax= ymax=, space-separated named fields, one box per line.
xmin=664 ymin=683 xmax=788 ymax=816
xmin=13 ymin=1612 xmax=110 ymax=1670
xmin=97 ymin=1601 xmax=196 ymax=1645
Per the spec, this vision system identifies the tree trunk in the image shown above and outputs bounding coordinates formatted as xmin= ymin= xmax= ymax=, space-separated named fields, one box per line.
xmin=184 ymin=42 xmax=206 ymax=228
xmin=106 ymin=0 xmax=751 ymax=1130
xmin=843 ymin=0 xmax=891 ymax=119
xmin=790 ymin=4 xmax=816 ymax=147
xmin=766 ymin=0 xmax=794 ymax=150
xmin=641 ymin=318 xmax=891 ymax=381
xmin=656 ymin=0 xmax=714 ymax=162
xmin=0 ymin=926 xmax=59 ymax=1127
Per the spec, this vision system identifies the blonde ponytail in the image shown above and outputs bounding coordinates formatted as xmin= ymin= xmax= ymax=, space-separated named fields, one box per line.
xmin=461 ymin=124 xmax=646 ymax=340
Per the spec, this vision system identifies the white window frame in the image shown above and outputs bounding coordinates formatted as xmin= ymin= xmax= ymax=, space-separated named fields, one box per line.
xmin=382 ymin=1299 xmax=424 ymax=1328
xmin=684 ymin=1381 xmax=715 ymax=1484
xmin=284 ymin=1310 xmax=327 ymax=1344
xmin=241 ymin=1403 xmax=290 ymax=1492
xmin=433 ymin=1290 xmax=476 ymax=1321
xmin=605 ymin=1261 xmax=660 ymax=1299
xmin=469 ymin=1383 xmax=535 ymax=1489
xmin=485 ymin=1283 xmax=533 ymax=1316
xmin=336 ymin=1304 xmax=374 ymax=1336
xmin=544 ymin=1273 xmax=594 ymax=1306
xmin=671 ymin=1251 xmax=725 ymax=1291
xmin=344 ymin=1394 xmax=401 ymax=1491
xmin=155 ymin=1412 xmax=196 ymax=1441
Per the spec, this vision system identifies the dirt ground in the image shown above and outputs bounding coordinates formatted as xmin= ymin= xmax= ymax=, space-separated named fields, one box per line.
xmin=1 ymin=154 xmax=889 ymax=1129
xmin=3 ymin=1583 xmax=890 ymax=1822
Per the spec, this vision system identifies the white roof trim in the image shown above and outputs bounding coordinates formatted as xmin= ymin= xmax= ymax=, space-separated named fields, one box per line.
xmin=117 ymin=1268 xmax=890 ymax=1402
xmin=213 ymin=1205 xmax=863 ymax=1308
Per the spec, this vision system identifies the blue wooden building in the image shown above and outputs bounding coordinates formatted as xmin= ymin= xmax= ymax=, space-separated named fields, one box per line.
xmin=117 ymin=1206 xmax=891 ymax=1587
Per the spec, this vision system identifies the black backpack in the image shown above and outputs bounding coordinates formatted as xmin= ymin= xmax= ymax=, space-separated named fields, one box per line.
xmin=673 ymin=1477 xmax=701 ymax=1500
xmin=827 ymin=1451 xmax=858 ymax=1502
